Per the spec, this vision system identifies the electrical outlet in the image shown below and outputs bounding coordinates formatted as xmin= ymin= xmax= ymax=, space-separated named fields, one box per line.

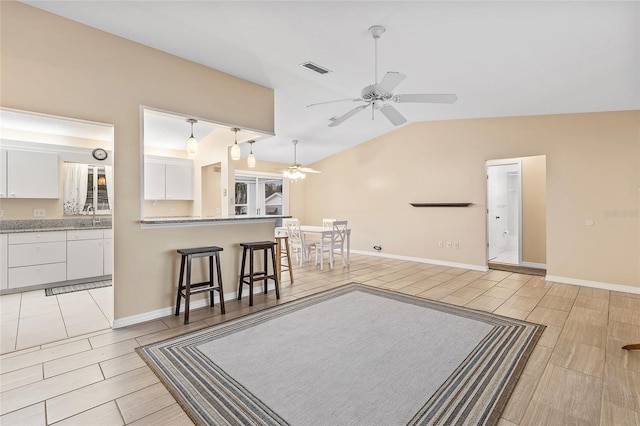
xmin=454 ymin=242 xmax=460 ymax=249
xmin=438 ymin=240 xmax=443 ymax=248
xmin=0 ymin=210 xmax=3 ymax=218
xmin=446 ymin=242 xmax=452 ymax=249
xmin=33 ymin=208 xmax=46 ymax=217
xmin=169 ymin=208 xmax=175 ymax=215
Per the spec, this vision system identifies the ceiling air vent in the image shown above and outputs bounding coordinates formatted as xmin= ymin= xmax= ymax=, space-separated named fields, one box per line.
xmin=300 ymin=61 xmax=331 ymax=75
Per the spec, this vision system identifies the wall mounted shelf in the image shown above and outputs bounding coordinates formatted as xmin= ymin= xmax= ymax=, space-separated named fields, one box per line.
xmin=410 ymin=203 xmax=472 ymax=207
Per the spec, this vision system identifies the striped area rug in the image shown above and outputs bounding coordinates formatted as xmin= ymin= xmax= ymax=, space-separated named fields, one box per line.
xmin=137 ymin=283 xmax=544 ymax=426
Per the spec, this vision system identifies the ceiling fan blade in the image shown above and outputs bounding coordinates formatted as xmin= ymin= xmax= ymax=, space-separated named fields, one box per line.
xmin=377 ymin=72 xmax=406 ymax=93
xmin=306 ymin=98 xmax=363 ymax=108
xmin=300 ymin=167 xmax=321 ymax=173
xmin=394 ymin=93 xmax=458 ymax=104
xmin=328 ymin=104 xmax=369 ymax=127
xmin=379 ymin=104 xmax=407 ymax=126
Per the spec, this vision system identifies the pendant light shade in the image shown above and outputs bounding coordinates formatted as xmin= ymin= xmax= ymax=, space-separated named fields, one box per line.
xmin=186 ymin=119 xmax=198 ymax=159
xmin=247 ymin=140 xmax=256 ymax=168
xmin=230 ymin=127 xmax=241 ymax=161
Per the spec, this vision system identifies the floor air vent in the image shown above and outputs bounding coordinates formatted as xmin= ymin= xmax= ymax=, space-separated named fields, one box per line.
xmin=300 ymin=61 xmax=331 ymax=74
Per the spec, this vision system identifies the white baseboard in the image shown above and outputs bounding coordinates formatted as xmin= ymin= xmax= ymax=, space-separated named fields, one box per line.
xmin=112 ymin=286 xmax=265 ymax=329
xmin=520 ymin=261 xmax=547 ymax=269
xmin=545 ymin=275 xmax=640 ymax=295
xmin=350 ymin=249 xmax=488 ymax=272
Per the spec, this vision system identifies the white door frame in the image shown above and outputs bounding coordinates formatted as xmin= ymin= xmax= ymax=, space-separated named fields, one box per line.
xmin=486 ymin=159 xmax=522 ymax=265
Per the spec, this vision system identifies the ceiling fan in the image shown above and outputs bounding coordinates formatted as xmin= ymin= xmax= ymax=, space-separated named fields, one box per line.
xmin=283 ymin=140 xmax=321 ymax=180
xmin=308 ymin=25 xmax=458 ymax=127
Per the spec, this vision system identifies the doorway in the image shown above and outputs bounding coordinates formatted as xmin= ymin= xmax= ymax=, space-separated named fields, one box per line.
xmin=487 ymin=161 xmax=522 ymax=264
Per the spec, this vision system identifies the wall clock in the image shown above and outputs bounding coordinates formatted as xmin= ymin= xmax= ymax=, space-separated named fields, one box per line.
xmin=92 ymin=148 xmax=108 ymax=161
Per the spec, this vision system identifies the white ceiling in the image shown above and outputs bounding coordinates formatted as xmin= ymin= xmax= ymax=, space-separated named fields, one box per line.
xmin=16 ymin=1 xmax=640 ymax=166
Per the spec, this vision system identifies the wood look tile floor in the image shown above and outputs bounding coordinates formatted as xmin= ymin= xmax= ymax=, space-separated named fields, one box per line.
xmin=1 ymin=255 xmax=639 ymax=425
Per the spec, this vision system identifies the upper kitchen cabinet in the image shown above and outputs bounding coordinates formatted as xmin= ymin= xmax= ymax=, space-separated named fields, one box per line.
xmin=1 ymin=149 xmax=59 ymax=199
xmin=0 ymin=150 xmax=6 ymax=198
xmin=144 ymin=156 xmax=193 ymax=201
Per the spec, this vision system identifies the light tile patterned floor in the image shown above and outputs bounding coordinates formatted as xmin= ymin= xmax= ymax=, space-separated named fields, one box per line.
xmin=0 ymin=254 xmax=639 ymax=425
xmin=1 ymin=286 xmax=113 ymax=353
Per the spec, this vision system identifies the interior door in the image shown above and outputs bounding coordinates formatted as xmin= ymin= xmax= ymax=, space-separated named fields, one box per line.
xmin=487 ymin=165 xmax=508 ymax=260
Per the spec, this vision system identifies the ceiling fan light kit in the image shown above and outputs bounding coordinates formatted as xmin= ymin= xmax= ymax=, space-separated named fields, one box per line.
xmin=283 ymin=140 xmax=320 ymax=181
xmin=310 ymin=25 xmax=457 ymax=127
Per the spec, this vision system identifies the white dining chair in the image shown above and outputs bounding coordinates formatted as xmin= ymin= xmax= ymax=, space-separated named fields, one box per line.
xmin=322 ymin=218 xmax=336 ymax=229
xmin=284 ymin=219 xmax=316 ymax=266
xmin=316 ymin=220 xmax=348 ymax=270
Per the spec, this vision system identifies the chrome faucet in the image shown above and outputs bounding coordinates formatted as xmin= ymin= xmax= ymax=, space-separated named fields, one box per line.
xmin=88 ymin=205 xmax=100 ymax=226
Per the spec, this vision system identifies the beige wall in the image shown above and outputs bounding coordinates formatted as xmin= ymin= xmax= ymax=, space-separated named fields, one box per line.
xmin=521 ymin=155 xmax=546 ymax=264
xmin=1 ymin=2 xmax=275 ymax=320
xmin=294 ymin=112 xmax=639 ymax=288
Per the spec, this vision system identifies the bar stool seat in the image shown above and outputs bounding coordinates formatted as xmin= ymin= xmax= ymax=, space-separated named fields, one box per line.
xmin=237 ymin=241 xmax=280 ymax=306
xmin=275 ymin=235 xmax=294 ymax=284
xmin=175 ymin=246 xmax=225 ymax=324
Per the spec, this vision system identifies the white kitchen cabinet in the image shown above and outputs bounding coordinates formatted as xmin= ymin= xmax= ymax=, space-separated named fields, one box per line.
xmin=6 ymin=150 xmax=59 ymax=199
xmin=0 ymin=234 xmax=7 ymax=290
xmin=144 ymin=161 xmax=166 ymax=200
xmin=103 ymin=230 xmax=113 ymax=276
xmin=144 ymin=157 xmax=193 ymax=200
xmin=66 ymin=230 xmax=104 ymax=280
xmin=7 ymin=231 xmax=67 ymax=288
xmin=165 ymin=163 xmax=193 ymax=200
xmin=0 ymin=150 xmax=6 ymax=198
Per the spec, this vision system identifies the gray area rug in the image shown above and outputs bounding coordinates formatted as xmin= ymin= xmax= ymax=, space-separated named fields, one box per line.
xmin=137 ymin=283 xmax=544 ymax=426
xmin=45 ymin=280 xmax=112 ymax=296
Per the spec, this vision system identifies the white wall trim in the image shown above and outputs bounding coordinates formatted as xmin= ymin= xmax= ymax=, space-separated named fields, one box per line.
xmin=112 ymin=287 xmax=265 ymax=329
xmin=350 ymin=249 xmax=489 ymax=272
xmin=546 ymin=275 xmax=640 ymax=295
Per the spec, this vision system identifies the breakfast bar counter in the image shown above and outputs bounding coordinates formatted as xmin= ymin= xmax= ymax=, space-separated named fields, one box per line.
xmin=140 ymin=215 xmax=291 ymax=228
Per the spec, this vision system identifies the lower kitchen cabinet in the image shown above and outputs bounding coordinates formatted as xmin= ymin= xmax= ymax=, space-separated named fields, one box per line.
xmin=5 ymin=231 xmax=67 ymax=289
xmin=0 ymin=229 xmax=113 ymax=292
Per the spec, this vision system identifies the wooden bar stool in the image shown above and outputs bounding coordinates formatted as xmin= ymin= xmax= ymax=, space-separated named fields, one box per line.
xmin=237 ymin=241 xmax=280 ymax=306
xmin=275 ymin=235 xmax=294 ymax=284
xmin=175 ymin=246 xmax=225 ymax=324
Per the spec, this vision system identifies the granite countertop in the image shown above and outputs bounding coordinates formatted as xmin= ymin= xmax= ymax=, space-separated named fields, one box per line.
xmin=0 ymin=218 xmax=113 ymax=234
xmin=140 ymin=215 xmax=291 ymax=226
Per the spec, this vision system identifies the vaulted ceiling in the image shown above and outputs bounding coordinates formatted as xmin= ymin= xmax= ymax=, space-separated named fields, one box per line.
xmin=17 ymin=1 xmax=640 ymax=165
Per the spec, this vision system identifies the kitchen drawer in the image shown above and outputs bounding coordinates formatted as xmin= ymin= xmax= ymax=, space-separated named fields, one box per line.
xmin=103 ymin=229 xmax=113 ymax=238
xmin=8 ymin=241 xmax=66 ymax=267
xmin=8 ymin=231 xmax=66 ymax=244
xmin=8 ymin=262 xmax=66 ymax=288
xmin=66 ymin=229 xmax=104 ymax=241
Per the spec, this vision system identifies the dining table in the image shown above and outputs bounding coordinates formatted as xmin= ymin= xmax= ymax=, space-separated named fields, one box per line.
xmin=276 ymin=225 xmax=352 ymax=271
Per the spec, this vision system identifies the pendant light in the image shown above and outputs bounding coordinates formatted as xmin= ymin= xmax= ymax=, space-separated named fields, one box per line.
xmin=247 ymin=140 xmax=256 ymax=168
xmin=230 ymin=127 xmax=241 ymax=161
xmin=186 ymin=119 xmax=198 ymax=159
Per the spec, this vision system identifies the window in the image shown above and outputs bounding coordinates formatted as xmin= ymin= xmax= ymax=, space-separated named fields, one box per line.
xmin=234 ymin=174 xmax=283 ymax=216
xmin=63 ymin=163 xmax=113 ymax=215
